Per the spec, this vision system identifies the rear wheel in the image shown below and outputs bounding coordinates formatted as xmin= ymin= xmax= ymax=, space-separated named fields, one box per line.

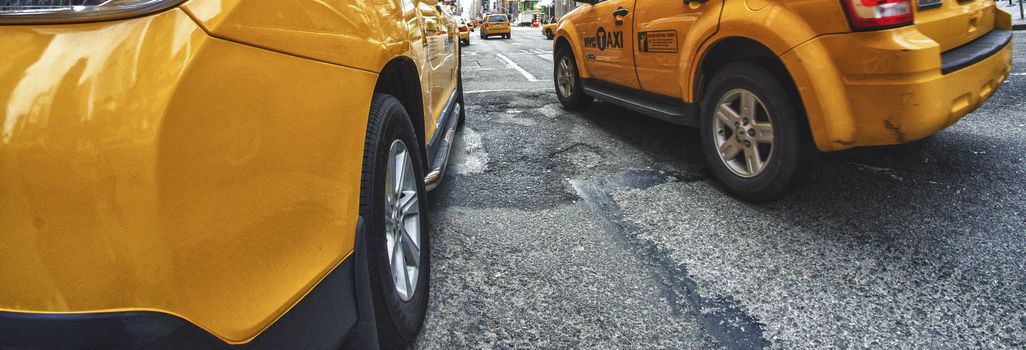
xmin=699 ymin=62 xmax=814 ymax=202
xmin=360 ymin=94 xmax=431 ymax=349
xmin=554 ymin=45 xmax=592 ymax=110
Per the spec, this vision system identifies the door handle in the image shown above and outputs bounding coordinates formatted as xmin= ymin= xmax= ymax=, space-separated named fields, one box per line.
xmin=612 ymin=7 xmax=628 ymax=25
xmin=683 ymin=0 xmax=708 ymax=4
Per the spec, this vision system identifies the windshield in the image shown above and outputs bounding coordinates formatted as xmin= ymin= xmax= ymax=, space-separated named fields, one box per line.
xmin=486 ymin=15 xmax=507 ymax=23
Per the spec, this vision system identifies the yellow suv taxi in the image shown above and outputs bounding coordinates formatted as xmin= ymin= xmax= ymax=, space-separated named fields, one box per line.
xmin=542 ymin=22 xmax=558 ymax=40
xmin=0 ymin=0 xmax=465 ymax=348
xmin=480 ymin=13 xmax=512 ymax=39
xmin=553 ymin=0 xmax=1012 ymax=201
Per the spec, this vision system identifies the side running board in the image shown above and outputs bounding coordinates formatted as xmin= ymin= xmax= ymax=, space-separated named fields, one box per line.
xmin=424 ymin=94 xmax=462 ymax=191
xmin=582 ymin=80 xmax=698 ymax=127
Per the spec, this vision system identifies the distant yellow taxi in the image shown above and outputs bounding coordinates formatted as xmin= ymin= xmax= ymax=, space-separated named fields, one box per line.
xmin=480 ymin=13 xmax=511 ymax=39
xmin=553 ymin=0 xmax=1012 ymax=201
xmin=542 ymin=22 xmax=557 ymax=40
xmin=459 ymin=18 xmax=471 ymax=45
xmin=0 ymin=0 xmax=466 ymax=348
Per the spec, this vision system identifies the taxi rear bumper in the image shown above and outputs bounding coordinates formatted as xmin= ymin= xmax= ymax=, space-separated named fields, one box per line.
xmin=782 ymin=14 xmax=1013 ymax=151
xmin=483 ymin=25 xmax=511 ymax=35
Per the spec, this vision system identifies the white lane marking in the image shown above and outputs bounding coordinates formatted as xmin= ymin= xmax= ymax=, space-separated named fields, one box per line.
xmin=496 ymin=53 xmax=539 ymax=82
xmin=538 ymin=54 xmax=553 ymax=62
xmin=1010 ymin=73 xmax=1026 ymax=76
xmin=464 ymin=67 xmax=502 ymax=71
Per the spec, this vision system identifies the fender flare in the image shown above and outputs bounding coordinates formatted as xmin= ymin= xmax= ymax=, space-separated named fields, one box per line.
xmin=688 ymin=1 xmax=853 ymax=151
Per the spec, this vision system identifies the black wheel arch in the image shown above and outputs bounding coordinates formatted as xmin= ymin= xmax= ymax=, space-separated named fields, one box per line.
xmin=693 ymin=37 xmax=813 ymax=144
xmin=373 ymin=58 xmax=428 ymax=168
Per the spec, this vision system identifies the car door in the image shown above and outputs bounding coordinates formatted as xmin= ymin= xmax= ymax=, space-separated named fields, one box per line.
xmin=417 ymin=0 xmax=457 ymax=135
xmin=633 ymin=0 xmax=723 ymax=99
xmin=576 ymin=0 xmax=639 ymax=89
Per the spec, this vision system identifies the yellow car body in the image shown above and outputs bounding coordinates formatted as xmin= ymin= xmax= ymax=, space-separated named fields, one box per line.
xmin=542 ymin=23 xmax=558 ymax=40
xmin=480 ymin=14 xmax=512 ymax=39
xmin=0 ymin=0 xmax=462 ymax=347
xmin=555 ymin=0 xmax=1012 ymax=152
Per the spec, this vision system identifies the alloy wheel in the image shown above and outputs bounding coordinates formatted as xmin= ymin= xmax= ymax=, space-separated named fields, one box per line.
xmin=383 ymin=139 xmax=422 ymax=301
xmin=712 ymin=88 xmax=775 ymax=178
xmin=557 ymin=56 xmax=575 ymax=98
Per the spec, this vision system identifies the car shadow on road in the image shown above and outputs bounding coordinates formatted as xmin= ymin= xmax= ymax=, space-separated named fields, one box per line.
xmin=572 ymin=99 xmax=1022 ymax=245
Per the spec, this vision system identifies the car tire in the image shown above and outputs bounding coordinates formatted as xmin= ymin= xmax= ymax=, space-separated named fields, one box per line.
xmin=553 ymin=45 xmax=592 ymax=110
xmin=359 ymin=94 xmax=431 ymax=349
xmin=481 ymin=33 xmax=487 ymax=39
xmin=699 ymin=62 xmax=814 ymax=202
xmin=545 ymin=30 xmax=553 ymax=40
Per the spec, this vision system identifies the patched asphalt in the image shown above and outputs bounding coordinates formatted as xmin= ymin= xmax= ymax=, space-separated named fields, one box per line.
xmin=416 ymin=27 xmax=1026 ymax=349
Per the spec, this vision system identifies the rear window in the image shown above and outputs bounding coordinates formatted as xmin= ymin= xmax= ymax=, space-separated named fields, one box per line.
xmin=486 ymin=15 xmax=507 ymax=23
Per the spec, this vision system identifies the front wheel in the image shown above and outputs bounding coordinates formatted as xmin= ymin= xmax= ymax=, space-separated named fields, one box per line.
xmin=553 ymin=46 xmax=592 ymax=110
xmin=545 ymin=30 xmax=553 ymax=40
xmin=360 ymin=94 xmax=431 ymax=348
xmin=699 ymin=62 xmax=815 ymax=202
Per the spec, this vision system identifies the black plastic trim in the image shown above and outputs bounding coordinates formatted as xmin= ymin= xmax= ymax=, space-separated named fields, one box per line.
xmin=0 ymin=219 xmax=375 ymax=350
xmin=916 ymin=0 xmax=942 ymax=10
xmin=581 ymin=78 xmax=698 ymax=126
xmin=941 ymin=29 xmax=1011 ymax=75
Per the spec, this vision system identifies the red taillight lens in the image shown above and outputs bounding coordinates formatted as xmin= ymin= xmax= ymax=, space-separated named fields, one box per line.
xmin=460 ymin=25 xmax=468 ymax=32
xmin=841 ymin=0 xmax=913 ymax=31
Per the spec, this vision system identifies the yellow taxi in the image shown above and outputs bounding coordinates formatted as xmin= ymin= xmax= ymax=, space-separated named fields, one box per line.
xmin=459 ymin=18 xmax=471 ymax=45
xmin=553 ymin=0 xmax=1012 ymax=201
xmin=0 ymin=0 xmax=465 ymax=348
xmin=542 ymin=22 xmax=558 ymax=40
xmin=480 ymin=13 xmax=512 ymax=39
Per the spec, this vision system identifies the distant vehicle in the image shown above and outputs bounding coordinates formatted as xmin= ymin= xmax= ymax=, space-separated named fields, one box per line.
xmin=458 ymin=19 xmax=471 ymax=45
xmin=542 ymin=23 xmax=557 ymax=40
xmin=516 ymin=13 xmax=533 ymax=26
xmin=480 ymin=14 xmax=511 ymax=39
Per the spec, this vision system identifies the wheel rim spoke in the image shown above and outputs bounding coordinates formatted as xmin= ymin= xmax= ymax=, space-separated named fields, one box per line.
xmin=399 ymin=191 xmax=419 ymax=216
xmin=719 ymin=138 xmax=742 ymax=160
xmin=741 ymin=91 xmax=757 ymax=120
xmin=716 ymin=104 xmax=741 ymax=128
xmin=752 ymin=122 xmax=774 ymax=143
xmin=744 ymin=147 xmax=762 ymax=174
xmin=391 ymin=230 xmax=407 ymax=299
xmin=393 ymin=149 xmax=407 ymax=195
xmin=402 ymin=226 xmax=421 ymax=265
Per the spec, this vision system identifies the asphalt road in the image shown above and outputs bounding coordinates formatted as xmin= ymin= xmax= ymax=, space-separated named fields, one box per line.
xmin=415 ymin=26 xmax=1026 ymax=349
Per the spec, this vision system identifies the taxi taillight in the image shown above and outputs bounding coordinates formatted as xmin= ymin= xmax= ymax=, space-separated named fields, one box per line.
xmin=460 ymin=25 xmax=468 ymax=32
xmin=841 ymin=0 xmax=913 ymax=31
